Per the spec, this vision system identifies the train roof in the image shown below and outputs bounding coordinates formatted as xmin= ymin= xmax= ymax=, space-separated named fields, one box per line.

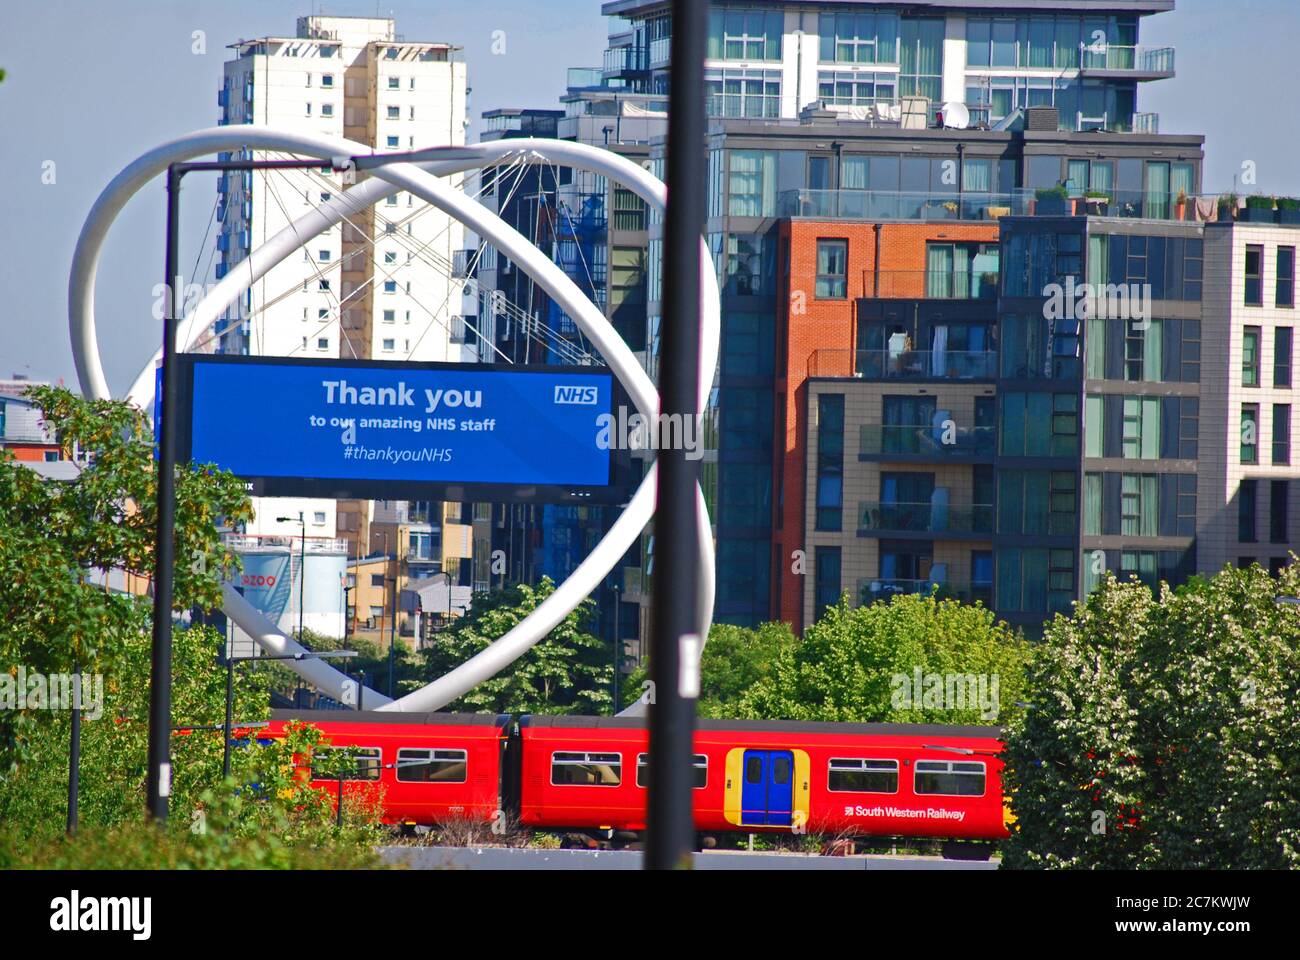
xmin=271 ymin=709 xmax=510 ymax=728
xmin=519 ymin=715 xmax=1002 ymax=739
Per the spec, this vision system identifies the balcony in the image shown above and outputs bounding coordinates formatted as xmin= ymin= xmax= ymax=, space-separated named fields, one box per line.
xmin=856 ymin=270 xmax=1000 ymax=301
xmin=706 ymin=92 xmax=782 ymax=120
xmin=778 ymin=189 xmax=1034 ymax=222
xmin=1077 ymin=44 xmax=1175 ymax=80
xmin=807 ymin=348 xmax=998 ymax=382
xmin=603 ymin=44 xmax=648 ymax=77
xmin=858 ymin=578 xmax=993 ymax=608
xmin=649 ymin=36 xmax=671 ymax=67
xmin=451 ymin=248 xmax=478 ymax=279
xmin=858 ymin=501 xmax=994 ymax=538
xmin=859 ymin=424 xmax=996 ymax=461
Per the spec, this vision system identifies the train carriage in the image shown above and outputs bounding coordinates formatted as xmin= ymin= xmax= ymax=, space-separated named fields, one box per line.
xmin=517 ymin=716 xmax=1010 ymax=842
xmin=265 ymin=710 xmax=510 ymax=826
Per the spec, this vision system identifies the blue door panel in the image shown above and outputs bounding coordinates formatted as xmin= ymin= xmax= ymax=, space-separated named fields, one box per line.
xmin=740 ymin=750 xmax=767 ymax=826
xmin=767 ymin=751 xmax=794 ymax=826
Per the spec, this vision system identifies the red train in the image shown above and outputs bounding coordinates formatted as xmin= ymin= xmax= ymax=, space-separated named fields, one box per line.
xmin=265 ymin=710 xmax=1010 ymax=850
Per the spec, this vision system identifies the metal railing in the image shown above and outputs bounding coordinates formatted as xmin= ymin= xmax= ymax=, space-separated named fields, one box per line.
xmin=855 ymin=349 xmax=999 ymax=381
xmin=649 ymin=36 xmax=672 ymax=66
xmin=859 ymin=424 xmax=996 ymax=459
xmin=858 ymin=578 xmax=993 ymax=607
xmin=706 ymin=92 xmax=782 ymax=119
xmin=1079 ymin=43 xmax=1175 ymax=75
xmin=603 ymin=45 xmax=648 ymax=75
xmin=778 ymin=188 xmax=1034 ymax=221
xmin=858 ymin=501 xmax=995 ymax=536
xmin=854 ymin=270 xmax=1000 ymax=300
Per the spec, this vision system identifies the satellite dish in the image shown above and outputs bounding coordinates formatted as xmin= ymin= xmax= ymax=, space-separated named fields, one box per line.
xmin=941 ymin=102 xmax=971 ymax=130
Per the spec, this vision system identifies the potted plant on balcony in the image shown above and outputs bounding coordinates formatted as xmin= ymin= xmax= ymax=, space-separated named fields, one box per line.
xmin=1217 ymin=192 xmax=1240 ymax=222
xmin=1085 ymin=190 xmax=1111 ymax=216
xmin=1173 ymin=188 xmax=1189 ymax=221
xmin=1035 ymin=185 xmax=1070 ymax=216
xmin=942 ymin=199 xmax=960 ymax=218
xmin=1277 ymin=197 xmax=1300 ymax=226
xmin=1244 ymin=195 xmax=1277 ymax=223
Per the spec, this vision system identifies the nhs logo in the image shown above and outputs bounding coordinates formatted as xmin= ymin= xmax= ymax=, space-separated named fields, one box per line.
xmin=554 ymin=384 xmax=599 ymax=405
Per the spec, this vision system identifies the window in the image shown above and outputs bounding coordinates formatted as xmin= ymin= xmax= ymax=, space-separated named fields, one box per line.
xmin=1276 ymin=328 xmax=1293 ymax=388
xmin=815 ymin=240 xmax=848 ymax=299
xmin=728 ymin=150 xmax=775 ymax=217
xmin=318 ymin=279 xmax=330 ymax=291
xmin=386 ymin=135 xmax=399 ymax=149
xmin=387 ymin=105 xmax=400 ymax=119
xmin=1274 ymin=404 xmax=1292 ymax=465
xmin=636 ymin=754 xmax=707 ymax=788
xmin=1240 ymin=479 xmax=1258 ymax=543
xmin=1280 ymin=247 xmax=1296 ymax=308
xmin=1121 ymin=474 xmax=1159 ymax=538
xmin=382 ymin=338 xmax=395 ymax=352
xmin=318 ymin=309 xmax=329 ymax=319
xmin=396 ymin=748 xmax=467 ymax=783
xmin=321 ymin=103 xmax=334 ymax=118
xmin=1271 ymin=480 xmax=1290 ymax=544
xmin=828 ymin=758 xmax=898 ymax=793
xmin=815 ymin=547 xmax=842 ymax=619
xmin=815 ymin=394 xmax=845 ymax=530
xmin=370 ymin=574 xmax=385 ymax=587
xmin=551 ymin=752 xmax=621 ymax=786
xmin=305 ymin=102 xmax=312 ymax=116
xmin=316 ymin=338 xmax=329 ymax=350
xmin=1242 ymin=404 xmax=1260 ymax=464
xmin=321 ymin=74 xmax=334 ymax=88
xmin=1245 ymin=245 xmax=1264 ymax=306
xmin=311 ymin=746 xmax=380 ymax=781
xmin=707 ymin=8 xmax=784 ymax=61
xmin=1243 ymin=327 xmax=1261 ymax=387
xmin=915 ymin=760 xmax=985 ymax=797
xmin=384 ymin=280 xmax=398 ymax=294
xmin=388 ymin=76 xmax=400 ymax=89
xmin=1122 ymin=396 xmax=1161 ymax=460
xmin=383 ymin=309 xmax=395 ymax=323
xmin=1000 ymin=393 xmax=1079 ymax=457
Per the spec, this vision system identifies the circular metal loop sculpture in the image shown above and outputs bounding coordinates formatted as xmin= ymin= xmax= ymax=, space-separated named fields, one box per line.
xmin=69 ymin=128 xmax=719 ymax=712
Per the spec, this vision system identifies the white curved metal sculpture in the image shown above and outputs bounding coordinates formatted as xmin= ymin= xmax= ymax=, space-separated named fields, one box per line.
xmin=69 ymin=128 xmax=719 ymax=712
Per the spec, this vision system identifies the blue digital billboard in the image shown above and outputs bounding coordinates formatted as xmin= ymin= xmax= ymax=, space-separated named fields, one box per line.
xmin=175 ymin=355 xmax=626 ymax=503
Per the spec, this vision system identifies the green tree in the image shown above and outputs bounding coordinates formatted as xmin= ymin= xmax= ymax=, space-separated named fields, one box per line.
xmin=623 ymin=621 xmax=798 ymax=716
xmin=738 ymin=593 xmax=1031 ymax=725
xmin=1001 ymin=566 xmax=1300 ymax=869
xmin=410 ymin=578 xmax=612 ymax=714
xmin=0 ymin=386 xmax=252 ymax=770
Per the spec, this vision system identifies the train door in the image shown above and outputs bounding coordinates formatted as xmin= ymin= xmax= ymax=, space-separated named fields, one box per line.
xmin=740 ymin=749 xmax=794 ymax=827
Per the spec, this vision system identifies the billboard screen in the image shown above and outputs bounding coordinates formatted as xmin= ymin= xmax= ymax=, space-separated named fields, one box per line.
xmin=175 ymin=355 xmax=627 ymax=503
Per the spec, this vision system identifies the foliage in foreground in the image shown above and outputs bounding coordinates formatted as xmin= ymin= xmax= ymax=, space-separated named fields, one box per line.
xmin=1001 ymin=565 xmax=1300 ymax=869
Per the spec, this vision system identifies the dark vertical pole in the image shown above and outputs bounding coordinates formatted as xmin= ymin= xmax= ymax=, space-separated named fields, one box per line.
xmin=646 ymin=0 xmax=706 ymax=871
xmin=66 ymin=669 xmax=80 ymax=836
xmin=298 ymin=515 xmax=306 ymax=639
xmin=612 ymin=584 xmax=621 ymax=713
xmin=388 ymin=577 xmax=397 ymax=697
xmin=147 ymin=165 xmax=183 ymax=822
xmin=223 ymin=652 xmax=234 ymax=779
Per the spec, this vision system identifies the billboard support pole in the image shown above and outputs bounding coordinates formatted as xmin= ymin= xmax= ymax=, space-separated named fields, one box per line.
xmin=145 ymin=164 xmax=183 ymax=823
xmin=646 ymin=0 xmax=706 ymax=871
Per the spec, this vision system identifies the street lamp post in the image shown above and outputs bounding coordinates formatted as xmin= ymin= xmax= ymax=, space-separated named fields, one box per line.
xmin=277 ymin=514 xmax=307 ymax=640
xmin=386 ymin=576 xmax=398 ymax=698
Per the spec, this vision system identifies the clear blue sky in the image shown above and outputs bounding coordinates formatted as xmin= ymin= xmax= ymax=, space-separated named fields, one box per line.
xmin=0 ymin=0 xmax=1297 ymax=393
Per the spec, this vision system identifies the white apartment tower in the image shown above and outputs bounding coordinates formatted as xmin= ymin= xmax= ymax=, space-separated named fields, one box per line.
xmin=215 ymin=16 xmax=469 ymax=539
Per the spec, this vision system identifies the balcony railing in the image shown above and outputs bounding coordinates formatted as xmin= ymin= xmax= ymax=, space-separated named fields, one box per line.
xmin=649 ymin=36 xmax=671 ymax=67
xmin=858 ymin=578 xmax=993 ymax=608
xmin=856 ymin=269 xmax=1000 ymax=300
xmin=855 ymin=349 xmax=999 ymax=381
xmin=858 ymin=501 xmax=994 ymax=537
xmin=706 ymin=92 xmax=782 ymax=120
xmin=1078 ymin=43 xmax=1176 ymax=76
xmin=859 ymin=424 xmax=996 ymax=459
xmin=603 ymin=44 xmax=648 ymax=75
xmin=778 ymin=189 xmax=1034 ymax=221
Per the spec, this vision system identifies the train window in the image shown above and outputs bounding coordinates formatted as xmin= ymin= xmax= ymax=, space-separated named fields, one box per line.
xmin=914 ymin=760 xmax=986 ymax=797
xmin=745 ymin=756 xmax=763 ymax=784
xmin=396 ymin=748 xmax=468 ymax=783
xmin=635 ymin=753 xmax=708 ymax=789
xmin=828 ymin=758 xmax=899 ymax=794
xmin=310 ymin=746 xmax=381 ymax=782
xmin=771 ymin=755 xmax=791 ymax=785
xmin=551 ymin=751 xmax=622 ymax=786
